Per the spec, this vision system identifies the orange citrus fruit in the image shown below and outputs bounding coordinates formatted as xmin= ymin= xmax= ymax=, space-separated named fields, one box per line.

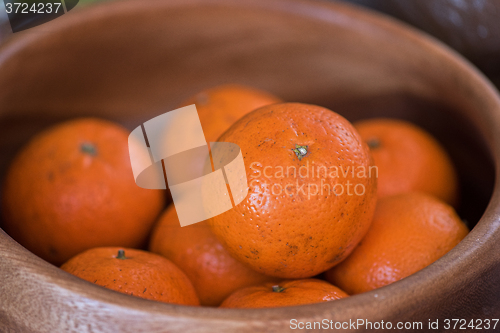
xmin=325 ymin=192 xmax=469 ymax=294
xmin=179 ymin=84 xmax=282 ymax=142
xmin=1 ymin=118 xmax=165 ymax=265
xmin=61 ymin=247 xmax=199 ymax=305
xmin=219 ymin=278 xmax=348 ymax=308
xmin=354 ymin=118 xmax=458 ymax=206
xmin=209 ymin=103 xmax=377 ymax=278
xmin=149 ymin=205 xmax=276 ymax=306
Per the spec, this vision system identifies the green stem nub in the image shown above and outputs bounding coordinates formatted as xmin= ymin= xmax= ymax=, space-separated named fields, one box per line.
xmin=81 ymin=142 xmax=97 ymax=156
xmin=272 ymin=285 xmax=286 ymax=293
xmin=116 ymin=249 xmax=128 ymax=260
xmin=292 ymin=144 xmax=308 ymax=160
xmin=367 ymin=138 xmax=381 ymax=149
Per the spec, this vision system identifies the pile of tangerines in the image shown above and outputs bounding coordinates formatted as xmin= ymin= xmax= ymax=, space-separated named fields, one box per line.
xmin=1 ymin=85 xmax=468 ymax=308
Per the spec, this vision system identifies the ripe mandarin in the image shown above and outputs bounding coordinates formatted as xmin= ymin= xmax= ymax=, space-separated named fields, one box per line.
xmin=209 ymin=103 xmax=377 ymax=278
xmin=220 ymin=279 xmax=348 ymax=308
xmin=61 ymin=247 xmax=199 ymax=305
xmin=354 ymin=118 xmax=458 ymax=206
xmin=149 ymin=205 xmax=276 ymax=306
xmin=325 ymin=192 xmax=469 ymax=295
xmin=1 ymin=118 xmax=164 ymax=265
xmin=179 ymin=84 xmax=282 ymax=142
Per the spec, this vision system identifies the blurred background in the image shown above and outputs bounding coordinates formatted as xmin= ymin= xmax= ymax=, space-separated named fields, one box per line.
xmin=0 ymin=0 xmax=499 ymax=88
xmin=343 ymin=0 xmax=500 ymax=88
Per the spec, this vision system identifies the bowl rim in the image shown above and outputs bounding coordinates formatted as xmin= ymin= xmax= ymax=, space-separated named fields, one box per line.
xmin=1 ymin=0 xmax=500 ymax=330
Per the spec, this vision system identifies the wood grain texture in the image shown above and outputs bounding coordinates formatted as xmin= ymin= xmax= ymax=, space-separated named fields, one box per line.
xmin=0 ymin=0 xmax=500 ymax=332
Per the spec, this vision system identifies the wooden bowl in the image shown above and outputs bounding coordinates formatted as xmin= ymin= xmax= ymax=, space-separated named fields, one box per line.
xmin=1 ymin=0 xmax=500 ymax=331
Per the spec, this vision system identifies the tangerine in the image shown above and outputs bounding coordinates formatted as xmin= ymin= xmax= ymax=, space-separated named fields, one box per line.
xmin=325 ymin=192 xmax=469 ymax=294
xmin=220 ymin=278 xmax=348 ymax=308
xmin=354 ymin=118 xmax=458 ymax=206
xmin=179 ymin=84 xmax=282 ymax=142
xmin=1 ymin=118 xmax=164 ymax=265
xmin=209 ymin=103 xmax=377 ymax=278
xmin=61 ymin=247 xmax=199 ymax=305
xmin=149 ymin=205 xmax=276 ymax=306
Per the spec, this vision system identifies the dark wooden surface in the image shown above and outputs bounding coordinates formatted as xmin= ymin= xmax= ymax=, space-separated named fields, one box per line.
xmin=0 ymin=0 xmax=500 ymax=331
xmin=337 ymin=0 xmax=500 ymax=78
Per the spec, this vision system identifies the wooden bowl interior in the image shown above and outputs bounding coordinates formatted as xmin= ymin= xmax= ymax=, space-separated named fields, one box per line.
xmin=0 ymin=0 xmax=493 ymax=229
